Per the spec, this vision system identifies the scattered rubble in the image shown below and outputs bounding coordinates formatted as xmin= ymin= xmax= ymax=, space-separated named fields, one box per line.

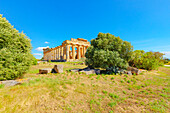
xmin=39 ymin=68 xmax=52 ymax=74
xmin=0 ymin=79 xmax=30 ymax=87
xmin=53 ymin=65 xmax=63 ymax=73
xmin=71 ymin=67 xmax=100 ymax=75
xmin=39 ymin=65 xmax=64 ymax=74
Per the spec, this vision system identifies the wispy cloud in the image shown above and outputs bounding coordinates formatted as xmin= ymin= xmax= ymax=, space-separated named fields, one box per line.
xmin=131 ymin=39 xmax=154 ymax=44
xmin=35 ymin=46 xmax=49 ymax=51
xmin=33 ymin=53 xmax=42 ymax=56
xmin=45 ymin=41 xmax=49 ymax=44
xmin=162 ymin=51 xmax=170 ymax=58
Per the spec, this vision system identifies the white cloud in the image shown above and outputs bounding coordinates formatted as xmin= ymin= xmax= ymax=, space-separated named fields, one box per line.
xmin=162 ymin=51 xmax=170 ymax=59
xmin=45 ymin=41 xmax=49 ymax=44
xmin=35 ymin=46 xmax=49 ymax=51
xmin=33 ymin=53 xmax=42 ymax=56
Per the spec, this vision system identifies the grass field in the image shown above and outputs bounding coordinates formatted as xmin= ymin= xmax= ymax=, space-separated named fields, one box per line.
xmin=0 ymin=62 xmax=169 ymax=113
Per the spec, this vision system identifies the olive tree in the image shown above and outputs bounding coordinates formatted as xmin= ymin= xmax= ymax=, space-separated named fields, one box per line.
xmin=0 ymin=14 xmax=35 ymax=80
xmin=85 ymin=33 xmax=133 ymax=73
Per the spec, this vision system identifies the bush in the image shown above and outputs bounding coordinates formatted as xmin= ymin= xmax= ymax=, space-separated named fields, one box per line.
xmin=31 ymin=55 xmax=38 ymax=65
xmin=129 ymin=50 xmax=164 ymax=70
xmin=166 ymin=62 xmax=170 ymax=65
xmin=0 ymin=14 xmax=34 ymax=80
xmin=85 ymin=33 xmax=133 ymax=73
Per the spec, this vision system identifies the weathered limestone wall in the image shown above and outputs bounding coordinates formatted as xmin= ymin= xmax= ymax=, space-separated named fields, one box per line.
xmin=43 ymin=38 xmax=90 ymax=61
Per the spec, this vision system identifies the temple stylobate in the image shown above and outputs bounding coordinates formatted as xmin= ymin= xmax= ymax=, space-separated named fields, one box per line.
xmin=43 ymin=38 xmax=90 ymax=61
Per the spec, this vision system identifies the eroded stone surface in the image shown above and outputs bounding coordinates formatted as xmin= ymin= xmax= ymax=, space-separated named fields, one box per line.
xmin=70 ymin=69 xmax=80 ymax=72
xmin=71 ymin=67 xmax=100 ymax=75
xmin=1 ymin=80 xmax=21 ymax=87
xmin=39 ymin=68 xmax=52 ymax=74
xmin=127 ymin=66 xmax=141 ymax=75
xmin=43 ymin=38 xmax=90 ymax=61
xmin=53 ymin=65 xmax=63 ymax=73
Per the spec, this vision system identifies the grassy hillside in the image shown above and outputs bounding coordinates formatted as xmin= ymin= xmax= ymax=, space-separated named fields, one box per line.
xmin=0 ymin=62 xmax=169 ymax=113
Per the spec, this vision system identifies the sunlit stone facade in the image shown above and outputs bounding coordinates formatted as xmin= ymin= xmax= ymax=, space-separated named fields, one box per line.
xmin=43 ymin=38 xmax=90 ymax=61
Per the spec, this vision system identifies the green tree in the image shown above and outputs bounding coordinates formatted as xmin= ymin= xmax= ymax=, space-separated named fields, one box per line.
xmin=0 ymin=14 xmax=34 ymax=80
xmin=85 ymin=33 xmax=133 ymax=73
xmin=129 ymin=50 xmax=164 ymax=70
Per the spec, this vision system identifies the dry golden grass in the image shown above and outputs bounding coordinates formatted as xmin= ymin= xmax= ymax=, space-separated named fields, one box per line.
xmin=0 ymin=62 xmax=169 ymax=113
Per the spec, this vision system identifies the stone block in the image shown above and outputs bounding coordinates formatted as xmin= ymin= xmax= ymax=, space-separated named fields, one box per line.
xmin=94 ymin=69 xmax=100 ymax=75
xmin=54 ymin=65 xmax=63 ymax=73
xmin=79 ymin=70 xmax=95 ymax=75
xmin=70 ymin=69 xmax=79 ymax=72
xmin=1 ymin=80 xmax=21 ymax=87
xmin=39 ymin=68 xmax=52 ymax=74
xmin=127 ymin=71 xmax=132 ymax=75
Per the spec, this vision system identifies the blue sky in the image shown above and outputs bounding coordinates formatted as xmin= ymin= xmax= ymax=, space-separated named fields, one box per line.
xmin=0 ymin=0 xmax=170 ymax=59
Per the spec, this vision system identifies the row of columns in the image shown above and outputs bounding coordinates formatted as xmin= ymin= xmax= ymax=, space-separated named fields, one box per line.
xmin=44 ymin=44 xmax=88 ymax=61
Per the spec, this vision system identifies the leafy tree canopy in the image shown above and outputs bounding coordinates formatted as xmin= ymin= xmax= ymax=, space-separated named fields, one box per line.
xmin=85 ymin=33 xmax=133 ymax=70
xmin=0 ymin=14 xmax=35 ymax=80
xmin=129 ymin=50 xmax=164 ymax=70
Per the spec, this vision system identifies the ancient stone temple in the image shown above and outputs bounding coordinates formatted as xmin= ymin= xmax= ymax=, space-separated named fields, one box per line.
xmin=43 ymin=38 xmax=90 ymax=61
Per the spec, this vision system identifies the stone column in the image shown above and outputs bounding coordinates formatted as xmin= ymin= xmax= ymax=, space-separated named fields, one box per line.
xmin=57 ymin=48 xmax=59 ymax=60
xmin=54 ymin=49 xmax=55 ymax=60
xmin=58 ymin=46 xmax=60 ymax=60
xmin=63 ymin=46 xmax=65 ymax=60
xmin=77 ymin=45 xmax=81 ymax=59
xmin=56 ymin=49 xmax=57 ymax=60
xmin=61 ymin=46 xmax=63 ymax=60
xmin=72 ymin=44 xmax=75 ymax=60
xmin=83 ymin=46 xmax=86 ymax=57
xmin=55 ymin=49 xmax=56 ymax=60
xmin=66 ymin=45 xmax=70 ymax=61
xmin=53 ymin=50 xmax=54 ymax=60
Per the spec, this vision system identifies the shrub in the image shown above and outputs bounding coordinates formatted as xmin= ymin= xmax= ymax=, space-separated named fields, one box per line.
xmin=166 ymin=62 xmax=170 ymax=65
xmin=129 ymin=50 xmax=164 ymax=70
xmin=85 ymin=33 xmax=133 ymax=73
xmin=48 ymin=60 xmax=51 ymax=63
xmin=0 ymin=14 xmax=34 ymax=80
xmin=31 ymin=55 xmax=38 ymax=65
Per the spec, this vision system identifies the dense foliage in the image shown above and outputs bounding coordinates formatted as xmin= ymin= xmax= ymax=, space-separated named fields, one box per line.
xmin=85 ymin=33 xmax=133 ymax=71
xmin=0 ymin=14 xmax=35 ymax=80
xmin=163 ymin=58 xmax=170 ymax=64
xmin=129 ymin=50 xmax=164 ymax=70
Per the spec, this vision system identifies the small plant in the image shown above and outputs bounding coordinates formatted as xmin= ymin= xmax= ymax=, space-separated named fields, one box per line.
xmin=109 ymin=93 xmax=119 ymax=99
xmin=123 ymin=91 xmax=127 ymax=94
xmin=81 ymin=83 xmax=85 ymax=86
xmin=96 ymin=75 xmax=100 ymax=79
xmin=109 ymin=111 xmax=114 ymax=113
xmin=111 ymin=77 xmax=114 ymax=80
xmin=102 ymin=90 xmax=108 ymax=94
xmin=120 ymin=80 xmax=124 ymax=83
xmin=127 ymin=80 xmax=131 ymax=83
xmin=108 ymin=101 xmax=117 ymax=107
xmin=0 ymin=84 xmax=4 ymax=88
xmin=124 ymin=74 xmax=128 ymax=77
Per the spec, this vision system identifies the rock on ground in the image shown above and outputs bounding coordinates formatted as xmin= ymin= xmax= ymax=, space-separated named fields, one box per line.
xmin=1 ymin=80 xmax=21 ymax=87
xmin=71 ymin=67 xmax=100 ymax=75
xmin=70 ymin=69 xmax=80 ymax=72
xmin=53 ymin=65 xmax=63 ymax=73
xmin=127 ymin=66 xmax=141 ymax=75
xmin=39 ymin=68 xmax=52 ymax=74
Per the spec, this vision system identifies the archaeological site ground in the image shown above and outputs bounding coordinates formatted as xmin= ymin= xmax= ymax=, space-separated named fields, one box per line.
xmin=0 ymin=62 xmax=169 ymax=112
xmin=1 ymin=1 xmax=170 ymax=112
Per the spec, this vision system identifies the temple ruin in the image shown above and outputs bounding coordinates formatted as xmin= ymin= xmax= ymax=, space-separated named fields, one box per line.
xmin=43 ymin=38 xmax=90 ymax=61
